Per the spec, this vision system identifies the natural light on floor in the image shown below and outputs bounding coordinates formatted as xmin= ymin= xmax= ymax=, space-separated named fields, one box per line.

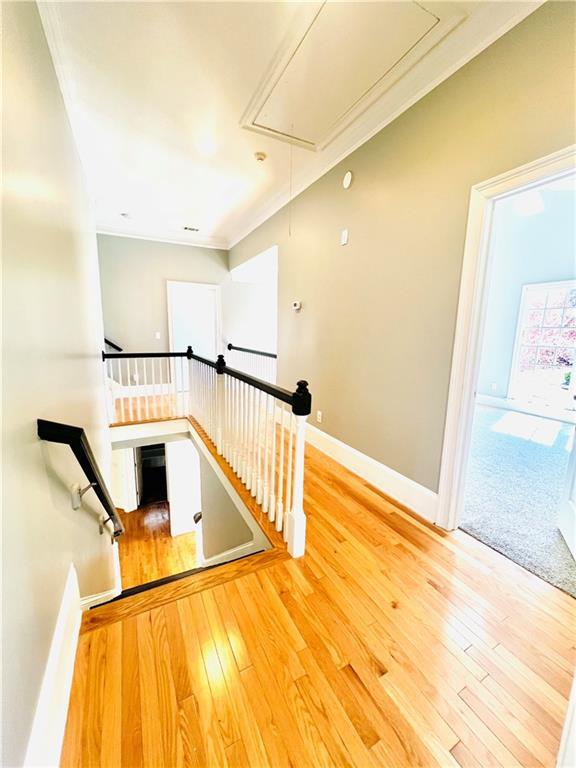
xmin=490 ymin=410 xmax=565 ymax=447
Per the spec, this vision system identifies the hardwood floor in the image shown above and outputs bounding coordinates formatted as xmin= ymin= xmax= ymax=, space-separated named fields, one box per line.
xmin=62 ymin=433 xmax=575 ymax=767
xmin=112 ymin=393 xmax=182 ymax=426
xmin=118 ymin=503 xmax=198 ymax=590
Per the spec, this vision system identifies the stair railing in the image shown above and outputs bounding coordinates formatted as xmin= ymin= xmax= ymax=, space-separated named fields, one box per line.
xmin=102 ymin=346 xmax=312 ymax=556
xmin=102 ymin=349 xmax=193 ymax=424
xmin=226 ymin=342 xmax=277 ymax=384
xmin=189 ymin=350 xmax=311 ymax=557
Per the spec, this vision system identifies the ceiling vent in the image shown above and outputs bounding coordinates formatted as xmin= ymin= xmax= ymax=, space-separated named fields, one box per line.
xmin=241 ymin=1 xmax=465 ymax=151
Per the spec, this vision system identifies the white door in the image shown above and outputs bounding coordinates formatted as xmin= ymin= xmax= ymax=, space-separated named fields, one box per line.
xmin=559 ymin=429 xmax=576 ymax=560
xmin=167 ymin=281 xmax=220 ymax=358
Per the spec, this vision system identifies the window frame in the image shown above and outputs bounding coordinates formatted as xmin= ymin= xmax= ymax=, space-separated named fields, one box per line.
xmin=508 ymin=278 xmax=576 ymax=400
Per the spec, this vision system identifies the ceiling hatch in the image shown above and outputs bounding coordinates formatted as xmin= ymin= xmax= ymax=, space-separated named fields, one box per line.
xmin=241 ymin=2 xmax=465 ymax=151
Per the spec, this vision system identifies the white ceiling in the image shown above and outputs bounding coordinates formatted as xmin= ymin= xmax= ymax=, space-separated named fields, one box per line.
xmin=39 ymin=1 xmax=543 ymax=250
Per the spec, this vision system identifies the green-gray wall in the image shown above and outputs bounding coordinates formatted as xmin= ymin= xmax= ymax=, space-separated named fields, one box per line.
xmin=230 ymin=1 xmax=576 ymax=492
xmin=98 ymin=234 xmax=228 ymax=353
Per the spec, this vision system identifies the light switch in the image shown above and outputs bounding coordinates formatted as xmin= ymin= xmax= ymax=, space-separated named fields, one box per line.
xmin=340 ymin=228 xmax=349 ymax=246
xmin=155 ymin=331 xmax=161 ymax=340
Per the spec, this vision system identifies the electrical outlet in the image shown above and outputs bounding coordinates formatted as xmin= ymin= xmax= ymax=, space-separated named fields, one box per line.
xmin=316 ymin=410 xmax=323 ymax=424
xmin=491 ymin=383 xmax=497 ymax=391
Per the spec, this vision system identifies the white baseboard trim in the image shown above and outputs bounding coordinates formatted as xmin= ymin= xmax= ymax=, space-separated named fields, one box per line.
xmin=80 ymin=586 xmax=120 ymax=611
xmin=24 ymin=564 xmax=82 ymax=768
xmin=305 ymin=423 xmax=439 ymax=524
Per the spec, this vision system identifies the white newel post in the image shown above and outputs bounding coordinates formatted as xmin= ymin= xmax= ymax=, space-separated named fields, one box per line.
xmin=215 ymin=354 xmax=226 ymax=455
xmin=285 ymin=381 xmax=311 ymax=558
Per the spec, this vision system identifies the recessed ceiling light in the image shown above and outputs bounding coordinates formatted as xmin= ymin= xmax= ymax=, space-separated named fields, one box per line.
xmin=183 ymin=226 xmax=199 ymax=232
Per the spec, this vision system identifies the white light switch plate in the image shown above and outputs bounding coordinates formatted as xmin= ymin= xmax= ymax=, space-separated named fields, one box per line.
xmin=340 ymin=228 xmax=349 ymax=246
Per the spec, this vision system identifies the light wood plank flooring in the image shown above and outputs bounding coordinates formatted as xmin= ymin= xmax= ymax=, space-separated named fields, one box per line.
xmin=112 ymin=393 xmax=181 ymax=426
xmin=63 ymin=431 xmax=575 ymax=767
xmin=118 ymin=503 xmax=198 ymax=589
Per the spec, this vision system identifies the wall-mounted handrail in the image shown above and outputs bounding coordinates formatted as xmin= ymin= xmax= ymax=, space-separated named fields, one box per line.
xmin=104 ymin=337 xmax=123 ymax=352
xmin=37 ymin=419 xmax=125 ymax=538
xmin=227 ymin=343 xmax=277 ymax=360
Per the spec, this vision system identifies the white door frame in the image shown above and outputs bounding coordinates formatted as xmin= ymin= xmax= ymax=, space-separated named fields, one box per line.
xmin=166 ymin=280 xmax=222 ymax=357
xmin=436 ymin=145 xmax=576 ymax=530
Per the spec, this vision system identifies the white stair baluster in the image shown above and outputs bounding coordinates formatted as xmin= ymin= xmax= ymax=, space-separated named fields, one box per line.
xmin=262 ymin=395 xmax=271 ymax=514
xmin=151 ymin=357 xmax=158 ymax=418
xmin=127 ymin=359 xmax=134 ymax=422
xmin=118 ymin=359 xmax=124 ymax=422
xmin=143 ymin=358 xmax=150 ymax=419
xmin=284 ymin=414 xmax=294 ymax=541
xmin=276 ymin=403 xmax=286 ymax=532
xmin=256 ymin=390 xmax=264 ymax=505
xmin=135 ymin=360 xmax=142 ymax=421
xmin=268 ymin=397 xmax=277 ymax=522
xmin=245 ymin=384 xmax=253 ymax=491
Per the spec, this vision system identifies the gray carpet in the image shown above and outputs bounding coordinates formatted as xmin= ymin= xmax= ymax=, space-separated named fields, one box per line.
xmin=460 ymin=405 xmax=576 ymax=598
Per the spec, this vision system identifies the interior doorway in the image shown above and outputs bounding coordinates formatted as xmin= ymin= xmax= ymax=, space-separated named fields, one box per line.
xmin=167 ymin=280 xmax=221 ymax=359
xmin=438 ymin=148 xmax=576 ymax=596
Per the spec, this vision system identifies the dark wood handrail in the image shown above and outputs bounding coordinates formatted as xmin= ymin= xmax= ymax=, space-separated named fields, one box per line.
xmin=101 ymin=347 xmax=311 ymax=415
xmin=227 ymin=342 xmax=277 ymax=359
xmin=104 ymin=337 xmax=123 ymax=352
xmin=37 ymin=419 xmax=125 ymax=537
xmin=102 ymin=350 xmax=191 ymax=360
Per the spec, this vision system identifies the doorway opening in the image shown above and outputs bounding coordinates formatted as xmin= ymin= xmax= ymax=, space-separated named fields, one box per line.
xmin=138 ymin=443 xmax=167 ymax=504
xmin=438 ymin=149 xmax=576 ymax=596
xmin=167 ymin=280 xmax=221 ymax=359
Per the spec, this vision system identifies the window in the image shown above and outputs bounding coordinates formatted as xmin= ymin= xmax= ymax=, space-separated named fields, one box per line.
xmin=509 ymin=280 xmax=576 ymax=408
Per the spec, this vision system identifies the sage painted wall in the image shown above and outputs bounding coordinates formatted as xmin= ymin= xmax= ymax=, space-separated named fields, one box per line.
xmin=230 ymin=1 xmax=576 ymax=492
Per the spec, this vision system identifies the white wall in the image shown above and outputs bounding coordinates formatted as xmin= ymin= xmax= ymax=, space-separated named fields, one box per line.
xmin=222 ymin=245 xmax=278 ymax=354
xmin=2 ymin=4 xmax=116 ymax=764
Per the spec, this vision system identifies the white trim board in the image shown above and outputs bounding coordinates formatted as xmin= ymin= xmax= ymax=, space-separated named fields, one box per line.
xmin=436 ymin=144 xmax=576 ymax=530
xmin=80 ymin=587 xmax=120 ymax=611
xmin=305 ymin=422 xmax=438 ymax=524
xmin=24 ymin=565 xmax=82 ymax=768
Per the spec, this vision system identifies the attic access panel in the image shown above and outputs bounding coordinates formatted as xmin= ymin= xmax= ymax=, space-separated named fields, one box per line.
xmin=241 ymin=1 xmax=465 ymax=150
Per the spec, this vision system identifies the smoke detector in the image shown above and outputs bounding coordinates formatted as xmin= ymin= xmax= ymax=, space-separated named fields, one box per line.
xmin=254 ymin=151 xmax=267 ymax=162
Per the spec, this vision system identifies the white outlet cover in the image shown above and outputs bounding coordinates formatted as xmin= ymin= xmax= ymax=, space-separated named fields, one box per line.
xmin=340 ymin=228 xmax=349 ymax=246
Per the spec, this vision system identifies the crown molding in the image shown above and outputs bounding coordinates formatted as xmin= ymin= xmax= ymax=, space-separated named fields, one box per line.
xmin=40 ymin=0 xmax=545 ymax=255
xmin=226 ymin=0 xmax=544 ymax=249
xmin=96 ymin=228 xmax=228 ymax=251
